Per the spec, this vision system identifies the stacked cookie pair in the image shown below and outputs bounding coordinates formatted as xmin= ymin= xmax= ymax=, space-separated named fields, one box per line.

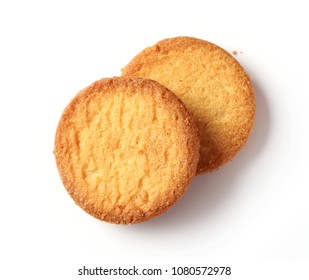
xmin=54 ymin=37 xmax=255 ymax=224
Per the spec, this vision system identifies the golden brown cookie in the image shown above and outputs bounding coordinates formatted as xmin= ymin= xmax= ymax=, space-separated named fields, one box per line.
xmin=54 ymin=77 xmax=200 ymax=224
xmin=122 ymin=37 xmax=255 ymax=174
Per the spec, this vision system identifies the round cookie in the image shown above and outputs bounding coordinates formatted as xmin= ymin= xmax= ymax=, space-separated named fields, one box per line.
xmin=122 ymin=36 xmax=255 ymax=174
xmin=54 ymin=77 xmax=200 ymax=224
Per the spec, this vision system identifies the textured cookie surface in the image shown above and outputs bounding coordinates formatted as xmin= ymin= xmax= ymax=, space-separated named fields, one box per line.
xmin=54 ymin=77 xmax=199 ymax=224
xmin=122 ymin=37 xmax=255 ymax=174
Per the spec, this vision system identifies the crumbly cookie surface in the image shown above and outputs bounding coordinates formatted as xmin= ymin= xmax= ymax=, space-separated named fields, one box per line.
xmin=54 ymin=77 xmax=199 ymax=224
xmin=122 ymin=37 xmax=255 ymax=173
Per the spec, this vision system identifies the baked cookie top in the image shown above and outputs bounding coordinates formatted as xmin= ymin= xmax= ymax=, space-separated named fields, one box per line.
xmin=122 ymin=37 xmax=255 ymax=174
xmin=54 ymin=77 xmax=200 ymax=224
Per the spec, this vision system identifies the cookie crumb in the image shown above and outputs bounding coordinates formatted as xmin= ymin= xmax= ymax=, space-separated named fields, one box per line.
xmin=232 ymin=50 xmax=238 ymax=55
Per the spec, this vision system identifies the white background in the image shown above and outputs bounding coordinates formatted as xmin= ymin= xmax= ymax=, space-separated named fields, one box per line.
xmin=1 ymin=0 xmax=309 ymax=279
